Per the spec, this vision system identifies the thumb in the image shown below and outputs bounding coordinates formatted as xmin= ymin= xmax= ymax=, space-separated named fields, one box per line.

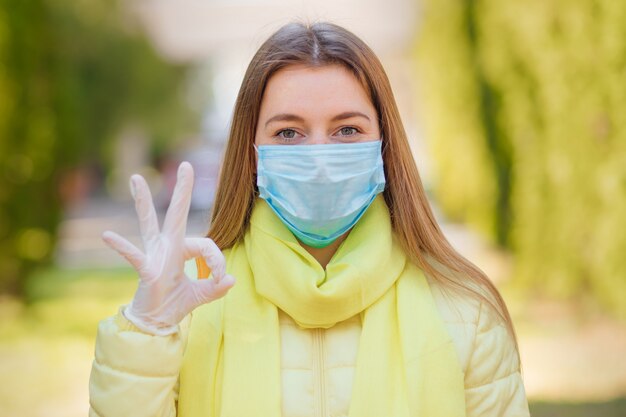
xmin=191 ymin=273 xmax=236 ymax=305
xmin=184 ymin=237 xmax=226 ymax=279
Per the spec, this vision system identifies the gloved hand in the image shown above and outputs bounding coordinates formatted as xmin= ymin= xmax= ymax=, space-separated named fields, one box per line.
xmin=102 ymin=161 xmax=235 ymax=336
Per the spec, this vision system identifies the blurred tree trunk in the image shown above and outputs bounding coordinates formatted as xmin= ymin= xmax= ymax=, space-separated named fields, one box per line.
xmin=0 ymin=0 xmax=61 ymax=294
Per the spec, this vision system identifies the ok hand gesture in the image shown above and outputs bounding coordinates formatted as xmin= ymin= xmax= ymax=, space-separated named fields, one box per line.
xmin=102 ymin=162 xmax=235 ymax=335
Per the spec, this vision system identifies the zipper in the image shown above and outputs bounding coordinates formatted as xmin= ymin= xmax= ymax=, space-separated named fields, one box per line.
xmin=313 ymin=328 xmax=327 ymax=417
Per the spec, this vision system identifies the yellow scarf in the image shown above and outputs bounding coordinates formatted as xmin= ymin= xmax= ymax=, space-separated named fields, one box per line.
xmin=178 ymin=195 xmax=466 ymax=417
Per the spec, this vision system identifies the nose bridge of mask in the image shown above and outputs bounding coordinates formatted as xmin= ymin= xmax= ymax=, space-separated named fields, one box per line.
xmin=257 ymin=141 xmax=381 ymax=179
xmin=314 ymin=153 xmax=330 ymax=179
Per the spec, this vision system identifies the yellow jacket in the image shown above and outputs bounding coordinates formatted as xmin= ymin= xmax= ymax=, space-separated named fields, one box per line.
xmin=89 ymin=261 xmax=530 ymax=417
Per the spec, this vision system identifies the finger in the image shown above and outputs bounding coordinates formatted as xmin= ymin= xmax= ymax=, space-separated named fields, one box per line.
xmin=183 ymin=237 xmax=226 ymax=279
xmin=102 ymin=230 xmax=146 ymax=272
xmin=162 ymin=161 xmax=194 ymax=241
xmin=130 ymin=174 xmax=160 ymax=250
xmin=192 ymin=273 xmax=236 ymax=305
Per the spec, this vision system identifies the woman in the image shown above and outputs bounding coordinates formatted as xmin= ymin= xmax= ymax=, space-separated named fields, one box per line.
xmin=89 ymin=21 xmax=530 ymax=417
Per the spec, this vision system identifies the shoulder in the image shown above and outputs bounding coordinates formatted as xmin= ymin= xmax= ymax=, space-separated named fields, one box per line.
xmin=427 ymin=276 xmax=530 ymax=416
xmin=426 ymin=276 xmax=517 ymax=375
xmin=428 ymin=280 xmax=530 ymax=417
xmin=427 ymin=276 xmax=482 ymax=373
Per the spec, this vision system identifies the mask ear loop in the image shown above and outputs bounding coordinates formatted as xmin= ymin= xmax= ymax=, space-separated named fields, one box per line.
xmin=253 ymin=144 xmax=260 ymax=195
xmin=252 ymin=144 xmax=261 ymax=167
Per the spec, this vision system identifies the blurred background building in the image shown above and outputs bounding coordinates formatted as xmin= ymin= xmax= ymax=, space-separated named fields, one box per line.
xmin=0 ymin=0 xmax=625 ymax=416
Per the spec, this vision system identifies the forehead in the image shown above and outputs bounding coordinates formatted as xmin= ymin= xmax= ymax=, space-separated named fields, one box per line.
xmin=259 ymin=64 xmax=375 ymax=116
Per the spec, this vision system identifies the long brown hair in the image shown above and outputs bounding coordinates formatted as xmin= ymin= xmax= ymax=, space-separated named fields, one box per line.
xmin=207 ymin=20 xmax=520 ymax=358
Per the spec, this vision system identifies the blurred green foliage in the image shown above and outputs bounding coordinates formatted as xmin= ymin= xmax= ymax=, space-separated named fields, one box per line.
xmin=530 ymin=398 xmax=626 ymax=417
xmin=0 ymin=266 xmax=136 ymax=341
xmin=415 ymin=1 xmax=626 ymax=317
xmin=0 ymin=0 xmax=195 ymax=295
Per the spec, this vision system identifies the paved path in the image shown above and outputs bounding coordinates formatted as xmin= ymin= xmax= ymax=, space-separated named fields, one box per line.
xmin=55 ymin=196 xmax=210 ymax=269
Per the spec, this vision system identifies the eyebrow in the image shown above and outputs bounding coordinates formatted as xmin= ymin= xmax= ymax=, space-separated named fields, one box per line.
xmin=264 ymin=111 xmax=371 ymax=128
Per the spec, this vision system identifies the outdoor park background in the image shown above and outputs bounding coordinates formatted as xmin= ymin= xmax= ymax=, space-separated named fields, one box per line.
xmin=1 ymin=0 xmax=625 ymax=416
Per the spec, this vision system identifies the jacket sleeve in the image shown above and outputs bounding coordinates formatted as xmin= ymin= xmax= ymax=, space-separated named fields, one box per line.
xmin=464 ymin=301 xmax=530 ymax=417
xmin=88 ymin=304 xmax=191 ymax=417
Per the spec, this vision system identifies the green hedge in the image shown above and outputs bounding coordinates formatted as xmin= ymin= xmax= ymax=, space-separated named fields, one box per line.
xmin=415 ymin=0 xmax=626 ymax=317
xmin=0 ymin=0 xmax=194 ymax=295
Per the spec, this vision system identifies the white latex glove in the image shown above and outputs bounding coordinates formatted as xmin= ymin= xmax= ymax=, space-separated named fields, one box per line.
xmin=102 ymin=161 xmax=235 ymax=336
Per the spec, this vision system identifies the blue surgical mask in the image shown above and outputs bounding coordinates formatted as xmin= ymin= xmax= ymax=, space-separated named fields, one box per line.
xmin=255 ymin=140 xmax=386 ymax=248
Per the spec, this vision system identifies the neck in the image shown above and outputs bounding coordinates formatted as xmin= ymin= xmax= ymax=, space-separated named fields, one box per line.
xmin=298 ymin=231 xmax=350 ymax=269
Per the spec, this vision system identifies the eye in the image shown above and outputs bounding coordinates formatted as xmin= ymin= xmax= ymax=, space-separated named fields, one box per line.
xmin=275 ymin=129 xmax=301 ymax=142
xmin=337 ymin=126 xmax=359 ymax=136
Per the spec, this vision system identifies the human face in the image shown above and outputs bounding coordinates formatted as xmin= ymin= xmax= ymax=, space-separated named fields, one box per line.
xmin=254 ymin=64 xmax=381 ymax=147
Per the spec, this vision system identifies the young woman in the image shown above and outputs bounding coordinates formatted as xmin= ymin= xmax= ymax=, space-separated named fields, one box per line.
xmin=89 ymin=21 xmax=530 ymax=417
